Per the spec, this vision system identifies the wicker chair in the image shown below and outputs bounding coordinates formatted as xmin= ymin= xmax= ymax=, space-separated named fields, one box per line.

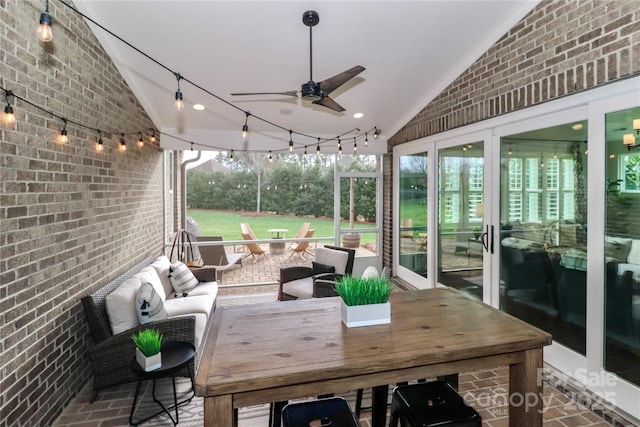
xmin=278 ymin=245 xmax=355 ymax=300
xmin=81 ymin=256 xmax=199 ymax=403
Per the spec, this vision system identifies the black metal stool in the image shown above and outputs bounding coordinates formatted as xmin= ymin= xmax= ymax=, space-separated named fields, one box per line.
xmin=282 ymin=397 xmax=360 ymax=427
xmin=389 ymin=381 xmax=481 ymax=427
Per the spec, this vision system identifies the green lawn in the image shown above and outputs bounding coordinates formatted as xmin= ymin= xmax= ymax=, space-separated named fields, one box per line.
xmin=187 ymin=209 xmax=373 ymax=242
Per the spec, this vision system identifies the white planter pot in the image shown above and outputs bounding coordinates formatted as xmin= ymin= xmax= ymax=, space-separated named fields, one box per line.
xmin=136 ymin=347 xmax=162 ymax=372
xmin=341 ymin=300 xmax=391 ymax=327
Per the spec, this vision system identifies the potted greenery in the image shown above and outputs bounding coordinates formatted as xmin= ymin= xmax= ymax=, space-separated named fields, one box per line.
xmin=335 ymin=275 xmax=394 ymax=327
xmin=131 ymin=328 xmax=163 ymax=371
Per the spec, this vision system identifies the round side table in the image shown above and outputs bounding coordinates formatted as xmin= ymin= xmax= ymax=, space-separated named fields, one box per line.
xmin=129 ymin=341 xmax=196 ymax=426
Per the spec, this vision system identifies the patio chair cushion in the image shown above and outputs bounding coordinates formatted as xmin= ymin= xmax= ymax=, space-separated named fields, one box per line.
xmin=316 ymin=247 xmax=350 ymax=275
xmin=282 ymin=277 xmax=315 ymax=299
xmin=169 ymin=261 xmax=199 ymax=294
xmin=105 ymin=276 xmax=142 ymax=334
xmin=135 ymin=281 xmax=168 ymax=324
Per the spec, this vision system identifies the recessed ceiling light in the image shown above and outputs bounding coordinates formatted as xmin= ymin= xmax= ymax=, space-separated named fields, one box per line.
xmin=193 ymin=104 xmax=205 ymax=111
xmin=280 ymin=108 xmax=293 ymax=115
xmin=353 ymin=112 xmax=364 ymax=119
xmin=572 ymin=123 xmax=583 ymax=130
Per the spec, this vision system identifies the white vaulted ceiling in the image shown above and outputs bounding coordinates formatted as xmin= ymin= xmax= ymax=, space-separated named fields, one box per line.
xmin=73 ymin=0 xmax=539 ymax=154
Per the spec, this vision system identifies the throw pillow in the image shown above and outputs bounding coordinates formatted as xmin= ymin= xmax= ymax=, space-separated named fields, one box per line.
xmin=168 ymin=261 xmax=199 ymax=295
xmin=312 ymin=262 xmax=335 ymax=277
xmin=135 ymin=281 xmax=167 ymax=325
xmin=106 ymin=276 xmax=142 ymax=334
xmin=362 ymin=266 xmax=379 ymax=279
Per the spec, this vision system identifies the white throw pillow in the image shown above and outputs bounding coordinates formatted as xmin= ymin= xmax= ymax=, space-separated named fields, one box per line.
xmin=106 ymin=276 xmax=142 ymax=334
xmin=134 ymin=266 xmax=166 ymax=301
xmin=152 ymin=256 xmax=174 ymax=298
xmin=627 ymin=240 xmax=640 ymax=265
xmin=169 ymin=262 xmax=199 ymax=295
xmin=135 ymin=281 xmax=167 ymax=325
xmin=362 ymin=266 xmax=379 ymax=279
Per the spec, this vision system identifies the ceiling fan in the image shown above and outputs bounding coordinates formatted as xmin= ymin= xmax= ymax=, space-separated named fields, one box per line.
xmin=231 ymin=10 xmax=365 ymax=113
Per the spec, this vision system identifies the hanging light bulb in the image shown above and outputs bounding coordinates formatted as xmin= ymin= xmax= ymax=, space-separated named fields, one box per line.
xmin=241 ymin=112 xmax=250 ymax=139
xmin=3 ymin=104 xmax=14 ymax=126
xmin=353 ymin=137 xmax=357 ymax=153
xmin=289 ymin=130 xmax=294 ymax=152
xmin=57 ymin=119 xmax=68 ymax=144
xmin=137 ymin=133 xmax=144 ymax=148
xmin=268 ymin=151 xmax=273 ymax=162
xmin=119 ymin=134 xmax=127 ymax=152
xmin=373 ymin=127 xmax=381 ymax=139
xmin=37 ymin=0 xmax=53 ymax=42
xmin=364 ymin=133 xmax=368 ymax=147
xmin=316 ymin=138 xmax=321 ymax=155
xmin=174 ymin=73 xmax=184 ymax=110
xmin=96 ymin=130 xmax=104 ymax=152
xmin=303 ymin=146 xmax=308 ymax=158
xmin=149 ymin=129 xmax=156 ymax=143
xmin=230 ymin=149 xmax=234 ymax=161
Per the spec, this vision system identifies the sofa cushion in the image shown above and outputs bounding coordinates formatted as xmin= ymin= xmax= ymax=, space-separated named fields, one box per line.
xmin=627 ymin=239 xmax=640 ymax=265
xmin=282 ymin=277 xmax=313 ymax=299
xmin=164 ymin=295 xmax=215 ymax=319
xmin=106 ymin=276 xmax=142 ymax=334
xmin=135 ymin=281 xmax=168 ymax=324
xmin=169 ymin=262 xmax=199 ymax=295
xmin=172 ymin=313 xmax=207 ymax=349
xmin=134 ymin=266 xmax=166 ymax=301
xmin=185 ymin=281 xmax=218 ymax=299
xmin=315 ymin=248 xmax=349 ymax=275
xmin=151 ymin=256 xmax=174 ymax=298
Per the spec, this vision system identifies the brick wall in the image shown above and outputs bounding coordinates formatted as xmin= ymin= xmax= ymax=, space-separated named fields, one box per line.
xmin=383 ymin=0 xmax=640 ymax=267
xmin=0 ymin=1 xmax=174 ymax=425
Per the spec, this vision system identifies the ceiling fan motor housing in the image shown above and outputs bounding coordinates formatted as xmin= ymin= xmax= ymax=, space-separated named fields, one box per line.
xmin=301 ymin=80 xmax=322 ymax=101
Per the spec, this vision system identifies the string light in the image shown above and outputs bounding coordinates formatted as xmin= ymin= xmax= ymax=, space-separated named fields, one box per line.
xmin=2 ymin=90 xmax=15 ymax=126
xmin=303 ymin=146 xmax=307 ymax=158
xmin=373 ymin=127 xmax=381 ymax=139
xmin=230 ymin=149 xmax=234 ymax=161
xmin=149 ymin=129 xmax=156 ymax=143
xmin=242 ymin=111 xmax=250 ymax=140
xmin=119 ymin=134 xmax=127 ymax=152
xmin=37 ymin=0 xmax=53 ymax=42
xmin=316 ymin=138 xmax=321 ymax=155
xmin=289 ymin=130 xmax=294 ymax=152
xmin=137 ymin=133 xmax=144 ymax=147
xmin=57 ymin=119 xmax=69 ymax=144
xmin=96 ymin=130 xmax=104 ymax=151
xmin=174 ymin=73 xmax=184 ymax=110
xmin=365 ymin=132 xmax=368 ymax=147
xmin=338 ymin=138 xmax=342 ymax=156
xmin=268 ymin=150 xmax=273 ymax=162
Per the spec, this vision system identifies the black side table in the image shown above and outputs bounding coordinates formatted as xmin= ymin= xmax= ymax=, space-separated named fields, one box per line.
xmin=129 ymin=341 xmax=196 ymax=426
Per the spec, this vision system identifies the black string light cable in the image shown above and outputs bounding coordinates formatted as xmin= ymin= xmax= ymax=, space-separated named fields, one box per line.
xmin=56 ymin=0 xmax=380 ymax=152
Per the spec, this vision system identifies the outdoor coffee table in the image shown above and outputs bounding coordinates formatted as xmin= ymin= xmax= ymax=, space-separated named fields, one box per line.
xmin=129 ymin=341 xmax=196 ymax=426
xmin=267 ymin=228 xmax=288 ymax=255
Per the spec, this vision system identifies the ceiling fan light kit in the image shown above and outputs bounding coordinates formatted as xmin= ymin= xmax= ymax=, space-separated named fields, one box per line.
xmin=232 ymin=10 xmax=364 ymax=113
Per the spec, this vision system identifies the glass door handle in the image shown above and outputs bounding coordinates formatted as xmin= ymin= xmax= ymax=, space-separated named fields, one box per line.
xmin=481 ymin=225 xmax=489 ymax=252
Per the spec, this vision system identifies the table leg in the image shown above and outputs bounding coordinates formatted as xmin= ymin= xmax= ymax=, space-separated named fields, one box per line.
xmin=204 ymin=395 xmax=234 ymax=427
xmin=371 ymin=384 xmax=389 ymax=427
xmin=509 ymin=348 xmax=544 ymax=426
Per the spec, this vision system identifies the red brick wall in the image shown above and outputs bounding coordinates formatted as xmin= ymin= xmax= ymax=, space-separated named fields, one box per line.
xmin=383 ymin=0 xmax=640 ymax=268
xmin=0 ymin=1 xmax=173 ymax=425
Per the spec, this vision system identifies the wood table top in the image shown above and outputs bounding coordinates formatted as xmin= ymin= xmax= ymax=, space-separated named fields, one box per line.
xmin=195 ymin=288 xmax=551 ymax=397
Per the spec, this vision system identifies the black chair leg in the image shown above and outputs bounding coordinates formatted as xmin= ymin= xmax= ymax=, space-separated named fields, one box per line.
xmin=355 ymin=388 xmax=363 ymax=419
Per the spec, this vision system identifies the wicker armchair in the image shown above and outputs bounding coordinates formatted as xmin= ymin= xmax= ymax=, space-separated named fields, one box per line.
xmin=278 ymin=245 xmax=355 ymax=300
xmin=81 ymin=256 xmax=200 ymax=402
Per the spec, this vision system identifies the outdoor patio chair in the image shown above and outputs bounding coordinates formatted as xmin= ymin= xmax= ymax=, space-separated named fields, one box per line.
xmin=240 ymin=223 xmax=268 ymax=264
xmin=288 ymin=222 xmax=311 ymax=249
xmin=195 ymin=236 xmax=243 ymax=282
xmin=278 ymin=245 xmax=355 ymax=300
xmin=289 ymin=228 xmax=315 ymax=259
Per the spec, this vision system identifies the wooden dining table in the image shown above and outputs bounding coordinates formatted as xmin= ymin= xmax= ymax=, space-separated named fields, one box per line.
xmin=195 ymin=288 xmax=552 ymax=427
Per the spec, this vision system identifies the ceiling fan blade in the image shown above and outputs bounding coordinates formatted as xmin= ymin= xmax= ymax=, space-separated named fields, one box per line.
xmin=312 ymin=96 xmax=345 ymax=113
xmin=230 ymin=91 xmax=298 ymax=97
xmin=317 ymin=66 xmax=365 ymax=96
